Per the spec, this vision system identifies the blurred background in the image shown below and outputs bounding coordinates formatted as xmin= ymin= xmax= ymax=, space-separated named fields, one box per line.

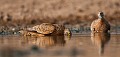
xmin=0 ymin=0 xmax=120 ymax=57
xmin=0 ymin=0 xmax=119 ymax=26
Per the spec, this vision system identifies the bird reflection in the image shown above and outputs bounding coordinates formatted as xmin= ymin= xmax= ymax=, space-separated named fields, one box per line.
xmin=91 ymin=32 xmax=111 ymax=55
xmin=21 ymin=36 xmax=66 ymax=48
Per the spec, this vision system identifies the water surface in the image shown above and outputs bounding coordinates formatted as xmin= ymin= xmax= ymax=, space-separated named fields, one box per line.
xmin=0 ymin=33 xmax=119 ymax=57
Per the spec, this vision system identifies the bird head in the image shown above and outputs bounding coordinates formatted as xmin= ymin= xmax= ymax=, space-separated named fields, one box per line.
xmin=18 ymin=30 xmax=24 ymax=34
xmin=64 ymin=28 xmax=72 ymax=36
xmin=98 ymin=11 xmax=104 ymax=19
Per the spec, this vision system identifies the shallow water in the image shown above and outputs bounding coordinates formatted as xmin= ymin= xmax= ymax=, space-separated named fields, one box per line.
xmin=0 ymin=33 xmax=119 ymax=57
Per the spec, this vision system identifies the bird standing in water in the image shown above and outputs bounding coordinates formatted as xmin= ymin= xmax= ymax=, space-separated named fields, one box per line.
xmin=91 ymin=12 xmax=110 ymax=33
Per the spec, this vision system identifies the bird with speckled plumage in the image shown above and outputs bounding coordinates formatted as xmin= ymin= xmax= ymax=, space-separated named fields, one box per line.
xmin=91 ymin=12 xmax=110 ymax=33
xmin=28 ymin=23 xmax=55 ymax=34
xmin=19 ymin=23 xmax=72 ymax=36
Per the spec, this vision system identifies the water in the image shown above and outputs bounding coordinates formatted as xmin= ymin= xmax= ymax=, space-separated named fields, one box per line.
xmin=0 ymin=33 xmax=119 ymax=57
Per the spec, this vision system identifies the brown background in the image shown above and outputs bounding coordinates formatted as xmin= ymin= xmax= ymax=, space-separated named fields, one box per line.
xmin=0 ymin=0 xmax=120 ymax=26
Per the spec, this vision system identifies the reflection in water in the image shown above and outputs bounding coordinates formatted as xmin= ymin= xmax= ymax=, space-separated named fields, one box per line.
xmin=21 ymin=36 xmax=66 ymax=48
xmin=0 ymin=36 xmax=68 ymax=57
xmin=0 ymin=34 xmax=119 ymax=57
xmin=91 ymin=32 xmax=111 ymax=55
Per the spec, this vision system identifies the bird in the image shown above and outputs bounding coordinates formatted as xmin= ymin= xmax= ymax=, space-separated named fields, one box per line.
xmin=91 ymin=12 xmax=110 ymax=33
xmin=64 ymin=28 xmax=72 ymax=36
xmin=19 ymin=23 xmax=72 ymax=36
xmin=64 ymin=28 xmax=72 ymax=40
xmin=52 ymin=24 xmax=65 ymax=35
xmin=28 ymin=23 xmax=55 ymax=34
xmin=19 ymin=30 xmax=45 ymax=37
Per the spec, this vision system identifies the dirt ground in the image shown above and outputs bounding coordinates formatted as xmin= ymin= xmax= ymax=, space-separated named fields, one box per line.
xmin=0 ymin=0 xmax=120 ymax=26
